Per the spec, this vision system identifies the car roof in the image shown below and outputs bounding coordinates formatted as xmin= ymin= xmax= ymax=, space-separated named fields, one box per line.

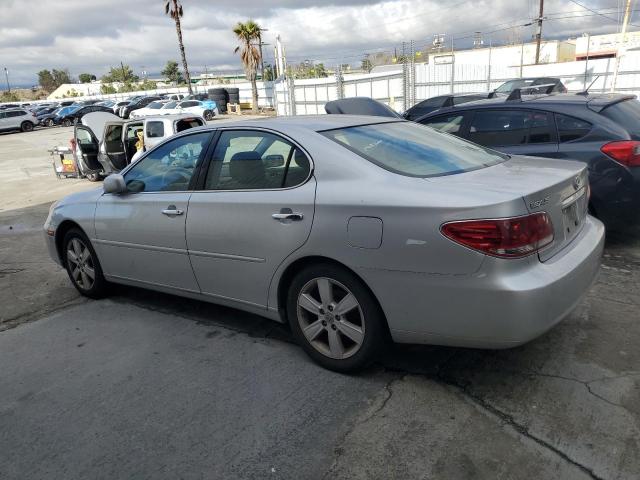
xmin=420 ymin=92 xmax=636 ymax=116
xmin=230 ymin=114 xmax=402 ymax=132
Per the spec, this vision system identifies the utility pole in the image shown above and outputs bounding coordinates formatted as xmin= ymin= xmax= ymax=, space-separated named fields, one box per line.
xmin=3 ymin=67 xmax=10 ymax=93
xmin=258 ymin=28 xmax=269 ymax=80
xmin=611 ymin=0 xmax=633 ymax=92
xmin=534 ymin=0 xmax=544 ymax=64
xmin=120 ymin=61 xmax=127 ymax=82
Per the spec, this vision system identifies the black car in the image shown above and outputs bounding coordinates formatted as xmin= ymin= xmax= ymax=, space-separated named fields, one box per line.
xmin=402 ymin=93 xmax=492 ymax=121
xmin=494 ymin=77 xmax=567 ymax=95
xmin=121 ymin=96 xmax=162 ymax=119
xmin=56 ymin=105 xmax=113 ymax=126
xmin=35 ymin=106 xmax=58 ymax=121
xmin=417 ymin=92 xmax=640 ymax=226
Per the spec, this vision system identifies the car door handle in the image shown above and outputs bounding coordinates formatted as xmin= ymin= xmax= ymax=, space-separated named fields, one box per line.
xmin=162 ymin=205 xmax=184 ymax=216
xmin=272 ymin=212 xmax=303 ymax=221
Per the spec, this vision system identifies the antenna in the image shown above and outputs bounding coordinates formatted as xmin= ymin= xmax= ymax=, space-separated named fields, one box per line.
xmin=576 ymin=75 xmax=600 ymax=96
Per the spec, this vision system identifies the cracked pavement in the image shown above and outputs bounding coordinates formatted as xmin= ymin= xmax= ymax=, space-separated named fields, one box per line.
xmin=1 ymin=128 xmax=639 ymax=479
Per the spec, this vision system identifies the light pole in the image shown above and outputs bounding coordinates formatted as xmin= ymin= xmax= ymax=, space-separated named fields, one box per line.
xmin=4 ymin=67 xmax=10 ymax=93
xmin=258 ymin=27 xmax=268 ymax=80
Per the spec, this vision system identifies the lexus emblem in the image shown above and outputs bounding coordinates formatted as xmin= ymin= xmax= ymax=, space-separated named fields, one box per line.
xmin=572 ymin=175 xmax=582 ymax=190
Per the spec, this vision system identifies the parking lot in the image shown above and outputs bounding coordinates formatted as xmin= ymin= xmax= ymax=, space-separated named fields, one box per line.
xmin=1 ymin=125 xmax=639 ymax=479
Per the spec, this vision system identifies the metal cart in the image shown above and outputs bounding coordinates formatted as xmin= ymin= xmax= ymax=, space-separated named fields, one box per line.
xmin=49 ymin=146 xmax=80 ymax=179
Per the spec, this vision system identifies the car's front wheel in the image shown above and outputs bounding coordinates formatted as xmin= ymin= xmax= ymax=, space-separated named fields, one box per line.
xmin=62 ymin=228 xmax=109 ymax=298
xmin=62 ymin=118 xmax=72 ymax=127
xmin=46 ymin=118 xmax=54 ymax=127
xmin=287 ymin=263 xmax=386 ymax=372
xmin=204 ymin=110 xmax=214 ymax=120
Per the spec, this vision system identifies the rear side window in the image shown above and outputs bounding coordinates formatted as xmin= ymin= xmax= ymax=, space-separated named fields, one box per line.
xmin=420 ymin=114 xmax=465 ymax=136
xmin=555 ymin=114 xmax=592 ymax=142
xmin=600 ymin=99 xmax=640 ymax=139
xmin=146 ymin=121 xmax=165 ymax=138
xmin=468 ymin=110 xmax=553 ymax=146
xmin=322 ymin=121 xmax=507 ymax=178
xmin=7 ymin=110 xmax=27 ymax=117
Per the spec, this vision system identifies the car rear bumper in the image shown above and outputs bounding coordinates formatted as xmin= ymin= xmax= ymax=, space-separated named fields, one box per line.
xmin=361 ymin=215 xmax=605 ymax=348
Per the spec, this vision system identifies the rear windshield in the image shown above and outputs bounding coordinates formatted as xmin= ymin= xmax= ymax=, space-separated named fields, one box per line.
xmin=600 ymin=99 xmax=640 ymax=139
xmin=321 ymin=121 xmax=507 ymax=177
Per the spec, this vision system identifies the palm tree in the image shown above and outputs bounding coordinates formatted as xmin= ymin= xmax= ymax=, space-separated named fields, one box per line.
xmin=233 ymin=20 xmax=262 ymax=114
xmin=164 ymin=0 xmax=193 ymax=94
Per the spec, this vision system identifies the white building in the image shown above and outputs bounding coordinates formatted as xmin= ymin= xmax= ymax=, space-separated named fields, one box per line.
xmin=575 ymin=31 xmax=640 ymax=60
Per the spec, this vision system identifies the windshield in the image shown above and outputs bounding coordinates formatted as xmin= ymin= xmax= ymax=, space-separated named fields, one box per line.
xmin=147 ymin=102 xmax=163 ymax=109
xmin=321 ymin=121 xmax=507 ymax=177
xmin=163 ymin=101 xmax=177 ymax=109
xmin=601 ymin=98 xmax=640 ymax=139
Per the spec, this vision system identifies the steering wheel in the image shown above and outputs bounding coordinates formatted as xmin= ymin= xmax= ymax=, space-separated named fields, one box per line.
xmin=161 ymin=167 xmax=191 ymax=188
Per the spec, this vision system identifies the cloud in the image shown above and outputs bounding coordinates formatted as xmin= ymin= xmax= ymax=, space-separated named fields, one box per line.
xmin=0 ymin=0 xmax=630 ymax=85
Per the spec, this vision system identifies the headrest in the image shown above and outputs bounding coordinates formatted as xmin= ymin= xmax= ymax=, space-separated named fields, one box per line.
xmin=229 ymin=151 xmax=265 ymax=186
xmin=294 ymin=149 xmax=310 ymax=170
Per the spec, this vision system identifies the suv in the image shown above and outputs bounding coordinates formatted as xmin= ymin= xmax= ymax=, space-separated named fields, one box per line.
xmin=120 ymin=96 xmax=163 ymax=119
xmin=494 ymin=77 xmax=567 ymax=95
xmin=417 ymin=92 xmax=640 ymax=226
xmin=0 ymin=108 xmax=38 ymax=132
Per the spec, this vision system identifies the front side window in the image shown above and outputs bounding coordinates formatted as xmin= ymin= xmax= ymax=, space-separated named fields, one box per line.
xmin=467 ymin=110 xmax=553 ymax=146
xmin=146 ymin=121 xmax=165 ymax=138
xmin=322 ymin=121 xmax=506 ymax=178
xmin=420 ymin=114 xmax=465 ymax=135
xmin=124 ymin=132 xmax=211 ymax=193
xmin=204 ymin=130 xmax=310 ymax=190
xmin=75 ymin=128 xmax=95 ymax=146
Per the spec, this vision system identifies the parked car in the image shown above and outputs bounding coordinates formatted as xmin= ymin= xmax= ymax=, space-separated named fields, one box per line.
xmin=129 ymin=100 xmax=170 ymax=119
xmin=57 ymin=100 xmax=76 ymax=107
xmin=162 ymin=93 xmax=185 ymax=101
xmin=40 ymin=106 xmax=80 ymax=127
xmin=71 ymin=111 xmax=206 ymax=179
xmin=0 ymin=103 xmax=20 ymax=110
xmin=416 ymin=92 xmax=640 ymax=227
xmin=46 ymin=115 xmax=604 ymax=371
xmin=494 ymin=77 xmax=567 ymax=95
xmin=0 ymin=108 xmax=39 ymax=132
xmin=56 ymin=105 xmax=113 ymax=127
xmin=402 ymin=93 xmax=492 ymax=120
xmin=111 ymin=100 xmax=130 ymax=115
xmin=35 ymin=106 xmax=59 ymax=122
xmin=160 ymin=99 xmax=219 ymax=120
xmin=120 ymin=96 xmax=163 ymax=119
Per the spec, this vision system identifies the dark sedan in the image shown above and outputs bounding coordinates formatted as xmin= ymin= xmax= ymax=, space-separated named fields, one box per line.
xmin=56 ymin=105 xmax=113 ymax=127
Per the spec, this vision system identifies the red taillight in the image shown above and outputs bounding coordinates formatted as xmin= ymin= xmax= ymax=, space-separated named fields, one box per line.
xmin=441 ymin=212 xmax=554 ymax=259
xmin=601 ymin=140 xmax=640 ymax=167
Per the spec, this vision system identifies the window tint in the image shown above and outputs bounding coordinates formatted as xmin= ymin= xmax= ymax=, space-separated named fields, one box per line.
xmin=420 ymin=114 xmax=465 ymax=135
xmin=7 ymin=110 xmax=26 ymax=117
xmin=124 ymin=132 xmax=210 ymax=193
xmin=75 ymin=128 xmax=95 ymax=146
xmin=146 ymin=121 xmax=165 ymax=138
xmin=468 ymin=110 xmax=552 ymax=146
xmin=204 ymin=130 xmax=310 ymax=190
xmin=322 ymin=121 xmax=507 ymax=178
xmin=555 ymin=114 xmax=592 ymax=142
xmin=180 ymin=101 xmax=199 ymax=108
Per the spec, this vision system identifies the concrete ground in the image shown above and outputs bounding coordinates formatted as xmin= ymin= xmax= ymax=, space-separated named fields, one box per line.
xmin=1 ymin=126 xmax=639 ymax=480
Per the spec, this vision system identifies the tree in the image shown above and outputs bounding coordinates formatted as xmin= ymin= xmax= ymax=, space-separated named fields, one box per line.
xmin=101 ymin=64 xmax=139 ymax=83
xmin=361 ymin=56 xmax=373 ymax=73
xmin=38 ymin=68 xmax=72 ymax=92
xmin=161 ymin=60 xmax=184 ymax=84
xmin=100 ymin=84 xmax=117 ymax=94
xmin=262 ymin=64 xmax=275 ymax=82
xmin=164 ymin=0 xmax=192 ymax=94
xmin=79 ymin=73 xmax=96 ymax=83
xmin=288 ymin=62 xmax=328 ymax=79
xmin=233 ymin=20 xmax=262 ymax=114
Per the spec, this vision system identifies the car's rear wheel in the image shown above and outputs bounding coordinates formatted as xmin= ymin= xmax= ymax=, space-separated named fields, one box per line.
xmin=62 ymin=228 xmax=109 ymax=298
xmin=20 ymin=121 xmax=34 ymax=132
xmin=62 ymin=118 xmax=72 ymax=127
xmin=287 ymin=263 xmax=386 ymax=372
xmin=46 ymin=118 xmax=54 ymax=127
xmin=204 ymin=110 xmax=214 ymax=120
xmin=85 ymin=172 xmax=101 ymax=182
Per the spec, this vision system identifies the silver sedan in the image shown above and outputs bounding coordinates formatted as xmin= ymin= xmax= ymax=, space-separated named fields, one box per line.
xmin=44 ymin=115 xmax=605 ymax=371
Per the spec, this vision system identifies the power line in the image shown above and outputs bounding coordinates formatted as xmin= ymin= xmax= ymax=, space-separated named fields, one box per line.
xmin=568 ymin=0 xmax=640 ymax=27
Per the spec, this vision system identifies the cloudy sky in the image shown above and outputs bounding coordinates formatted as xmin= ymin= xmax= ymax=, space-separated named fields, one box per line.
xmin=0 ymin=0 xmax=635 ymax=86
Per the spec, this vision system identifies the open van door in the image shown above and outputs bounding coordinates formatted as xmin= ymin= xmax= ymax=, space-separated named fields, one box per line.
xmin=100 ymin=121 xmax=127 ymax=172
xmin=73 ymin=124 xmax=102 ymax=182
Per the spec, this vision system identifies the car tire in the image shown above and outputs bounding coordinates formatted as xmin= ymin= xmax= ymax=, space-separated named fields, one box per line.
xmin=63 ymin=118 xmax=72 ymax=127
xmin=85 ymin=172 xmax=101 ymax=182
xmin=20 ymin=121 xmax=34 ymax=132
xmin=46 ymin=118 xmax=54 ymax=127
xmin=62 ymin=228 xmax=109 ymax=299
xmin=204 ymin=110 xmax=214 ymax=120
xmin=286 ymin=263 xmax=387 ymax=372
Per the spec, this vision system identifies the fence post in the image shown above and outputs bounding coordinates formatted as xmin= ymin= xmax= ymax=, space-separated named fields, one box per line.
xmin=335 ymin=65 xmax=344 ymax=100
xmin=450 ymin=37 xmax=455 ymax=94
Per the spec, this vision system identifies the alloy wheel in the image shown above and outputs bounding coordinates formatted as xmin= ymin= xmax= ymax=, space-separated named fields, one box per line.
xmin=66 ymin=237 xmax=96 ymax=290
xmin=296 ymin=277 xmax=365 ymax=360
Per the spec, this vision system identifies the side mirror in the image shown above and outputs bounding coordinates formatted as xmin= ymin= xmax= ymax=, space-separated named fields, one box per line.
xmin=103 ymin=174 xmax=127 ymax=194
xmin=264 ymin=154 xmax=285 ymax=168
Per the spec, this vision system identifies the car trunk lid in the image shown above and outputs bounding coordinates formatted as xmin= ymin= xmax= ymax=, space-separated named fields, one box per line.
xmin=430 ymin=156 xmax=589 ymax=262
